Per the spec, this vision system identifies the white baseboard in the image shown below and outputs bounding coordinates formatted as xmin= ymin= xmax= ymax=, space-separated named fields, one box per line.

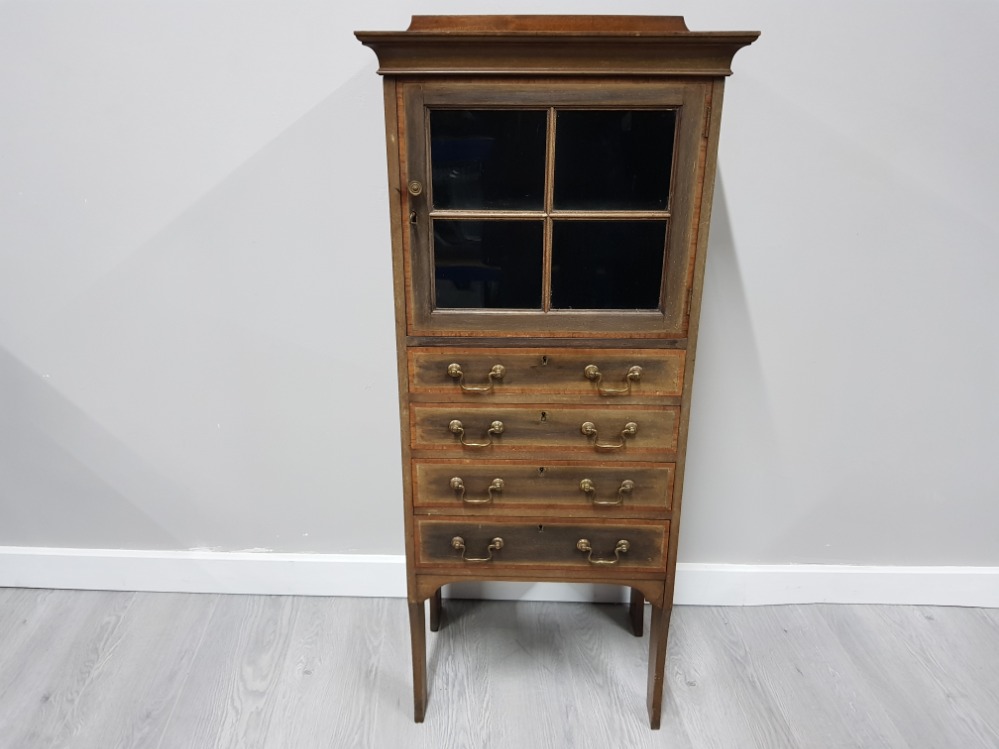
xmin=1 ymin=547 xmax=997 ymax=607
xmin=0 ymin=547 xmax=407 ymax=597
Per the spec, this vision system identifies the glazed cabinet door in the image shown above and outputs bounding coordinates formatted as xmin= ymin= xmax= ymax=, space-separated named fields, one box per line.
xmin=400 ymin=80 xmax=710 ymax=338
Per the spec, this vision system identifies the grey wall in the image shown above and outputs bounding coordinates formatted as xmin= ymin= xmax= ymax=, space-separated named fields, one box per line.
xmin=2 ymin=1 xmax=997 ymax=565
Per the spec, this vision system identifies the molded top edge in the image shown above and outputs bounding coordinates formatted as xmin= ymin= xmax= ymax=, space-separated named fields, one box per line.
xmin=355 ymin=15 xmax=759 ymax=77
xmin=405 ymin=15 xmax=691 ymax=34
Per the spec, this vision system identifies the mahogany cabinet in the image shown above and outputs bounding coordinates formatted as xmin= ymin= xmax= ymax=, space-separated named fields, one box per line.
xmin=356 ymin=15 xmax=757 ymax=728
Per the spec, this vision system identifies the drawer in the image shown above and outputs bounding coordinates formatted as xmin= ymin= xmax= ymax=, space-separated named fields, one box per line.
xmin=416 ymin=518 xmax=669 ymax=573
xmin=408 ymin=347 xmax=684 ymax=402
xmin=410 ymin=403 xmax=679 ymax=458
xmin=413 ymin=459 xmax=673 ymax=517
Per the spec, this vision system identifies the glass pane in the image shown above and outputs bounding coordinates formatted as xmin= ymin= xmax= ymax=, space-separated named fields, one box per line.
xmin=430 ymin=110 xmax=547 ymax=210
xmin=551 ymin=221 xmax=667 ymax=310
xmin=434 ymin=220 xmax=543 ymax=309
xmin=553 ymin=110 xmax=676 ymax=211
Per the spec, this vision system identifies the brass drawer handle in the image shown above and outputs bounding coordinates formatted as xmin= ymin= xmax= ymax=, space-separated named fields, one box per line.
xmin=580 ymin=421 xmax=638 ymax=450
xmin=451 ymin=536 xmax=503 ymax=562
xmin=584 ymin=364 xmax=643 ymax=396
xmin=450 ymin=476 xmax=504 ymax=505
xmin=579 ymin=478 xmax=635 ymax=506
xmin=576 ymin=538 xmax=630 ymax=565
xmin=448 ymin=363 xmax=506 ymax=393
xmin=449 ymin=419 xmax=504 ymax=448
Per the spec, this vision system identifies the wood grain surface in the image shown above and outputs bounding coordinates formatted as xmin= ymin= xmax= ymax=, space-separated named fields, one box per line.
xmin=410 ymin=403 xmax=679 ymax=458
xmin=415 ymin=518 xmax=668 ymax=572
xmin=408 ymin=347 xmax=684 ymax=401
xmin=412 ymin=458 xmax=674 ymax=518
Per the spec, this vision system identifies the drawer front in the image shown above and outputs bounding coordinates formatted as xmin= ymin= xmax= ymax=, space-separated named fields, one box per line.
xmin=409 ymin=348 xmax=684 ymax=401
xmin=416 ymin=519 xmax=668 ymax=572
xmin=410 ymin=404 xmax=679 ymax=458
xmin=413 ymin=459 xmax=673 ymax=516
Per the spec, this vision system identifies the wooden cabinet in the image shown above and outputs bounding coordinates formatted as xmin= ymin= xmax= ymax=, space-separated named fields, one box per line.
xmin=356 ymin=15 xmax=758 ymax=729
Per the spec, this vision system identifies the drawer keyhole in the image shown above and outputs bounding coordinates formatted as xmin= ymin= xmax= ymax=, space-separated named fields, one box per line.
xmin=538 ymin=467 xmax=546 ymax=474
xmin=540 ymin=411 xmax=548 ymax=422
xmin=541 ymin=355 xmax=548 ymax=366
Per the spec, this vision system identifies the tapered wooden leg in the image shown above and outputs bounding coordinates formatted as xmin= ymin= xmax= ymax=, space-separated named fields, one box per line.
xmin=647 ymin=601 xmax=673 ymax=729
xmin=408 ymin=601 xmax=427 ymax=722
xmin=629 ymin=588 xmax=644 ymax=637
xmin=429 ymin=587 xmax=442 ymax=632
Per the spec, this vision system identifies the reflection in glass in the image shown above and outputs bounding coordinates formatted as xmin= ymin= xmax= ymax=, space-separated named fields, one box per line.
xmin=554 ymin=110 xmax=676 ymax=211
xmin=430 ymin=110 xmax=547 ymax=210
xmin=434 ymin=220 xmax=543 ymax=309
xmin=551 ymin=221 xmax=667 ymax=310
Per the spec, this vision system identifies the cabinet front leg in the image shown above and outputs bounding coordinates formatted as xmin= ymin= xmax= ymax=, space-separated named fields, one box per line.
xmin=629 ymin=588 xmax=644 ymax=637
xmin=647 ymin=602 xmax=673 ymax=729
xmin=408 ymin=601 xmax=427 ymax=722
xmin=429 ymin=587 xmax=442 ymax=632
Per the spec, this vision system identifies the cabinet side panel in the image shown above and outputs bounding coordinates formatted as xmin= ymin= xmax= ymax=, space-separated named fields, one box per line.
xmin=383 ymin=78 xmax=419 ymax=600
xmin=666 ymin=78 xmax=726 ymax=604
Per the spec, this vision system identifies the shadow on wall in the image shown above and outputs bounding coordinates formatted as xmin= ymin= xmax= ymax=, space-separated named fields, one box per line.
xmin=678 ymin=174 xmax=786 ymax=564
xmin=3 ymin=65 xmax=403 ymax=554
xmin=0 ymin=345 xmax=189 ymax=549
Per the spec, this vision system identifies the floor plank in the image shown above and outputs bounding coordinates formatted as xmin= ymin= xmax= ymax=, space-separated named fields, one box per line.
xmin=821 ymin=604 xmax=999 ymax=749
xmin=666 ymin=606 xmax=798 ymax=749
xmin=156 ymin=594 xmax=299 ymax=749
xmin=1 ymin=590 xmax=997 ymax=748
xmin=3 ymin=590 xmax=137 ymax=749
xmin=735 ymin=605 xmax=908 ymax=748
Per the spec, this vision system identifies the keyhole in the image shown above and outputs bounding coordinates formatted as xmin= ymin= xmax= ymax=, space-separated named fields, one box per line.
xmin=409 ymin=211 xmax=417 ymax=225
xmin=540 ymin=411 xmax=548 ymax=422
xmin=538 ymin=525 xmax=544 ymax=532
xmin=541 ymin=355 xmax=549 ymax=366
xmin=538 ymin=467 xmax=546 ymax=475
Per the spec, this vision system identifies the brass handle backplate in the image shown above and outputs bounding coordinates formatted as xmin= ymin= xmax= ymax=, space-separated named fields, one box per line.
xmin=584 ymin=364 xmax=643 ymax=396
xmin=579 ymin=478 xmax=635 ymax=506
xmin=407 ymin=180 xmax=423 ymax=196
xmin=452 ymin=536 xmax=504 ymax=562
xmin=576 ymin=538 xmax=630 ymax=565
xmin=449 ymin=419 xmax=504 ymax=448
xmin=450 ymin=476 xmax=504 ymax=505
xmin=580 ymin=421 xmax=638 ymax=450
xmin=447 ymin=363 xmax=506 ymax=393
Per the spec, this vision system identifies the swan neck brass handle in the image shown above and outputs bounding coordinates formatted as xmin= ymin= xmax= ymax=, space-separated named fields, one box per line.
xmin=450 ymin=476 xmax=504 ymax=505
xmin=449 ymin=419 xmax=504 ymax=448
xmin=576 ymin=538 xmax=630 ymax=565
xmin=580 ymin=421 xmax=638 ymax=450
xmin=452 ymin=536 xmax=504 ymax=562
xmin=583 ymin=364 xmax=643 ymax=396
xmin=448 ymin=363 xmax=506 ymax=393
xmin=579 ymin=478 xmax=635 ymax=506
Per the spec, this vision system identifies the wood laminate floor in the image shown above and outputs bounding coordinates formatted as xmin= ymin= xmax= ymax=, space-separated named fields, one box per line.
xmin=0 ymin=588 xmax=996 ymax=748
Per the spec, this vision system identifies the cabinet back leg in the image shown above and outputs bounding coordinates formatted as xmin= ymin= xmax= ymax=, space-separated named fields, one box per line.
xmin=408 ymin=601 xmax=427 ymax=722
xmin=629 ymin=588 xmax=645 ymax=637
xmin=429 ymin=587 xmax=442 ymax=632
